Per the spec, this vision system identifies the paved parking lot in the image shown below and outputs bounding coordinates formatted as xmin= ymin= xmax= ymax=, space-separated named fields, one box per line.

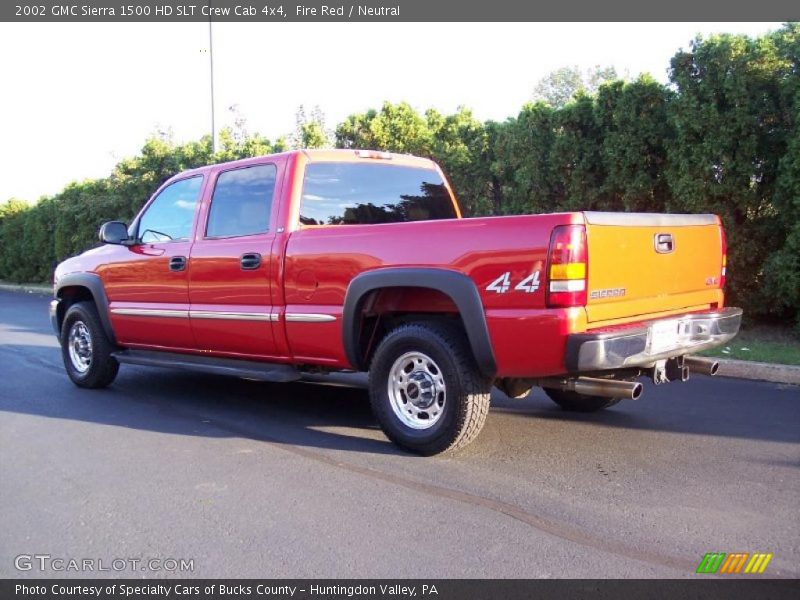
xmin=1 ymin=290 xmax=798 ymax=578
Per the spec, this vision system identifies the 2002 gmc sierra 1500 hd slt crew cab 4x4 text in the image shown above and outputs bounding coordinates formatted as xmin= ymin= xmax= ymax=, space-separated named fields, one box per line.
xmin=50 ymin=149 xmax=742 ymax=454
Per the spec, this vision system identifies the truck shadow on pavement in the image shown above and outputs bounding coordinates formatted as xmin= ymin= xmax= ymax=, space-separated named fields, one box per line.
xmin=98 ymin=367 xmax=407 ymax=456
xmin=491 ymin=376 xmax=800 ymax=446
xmin=1 ymin=315 xmax=798 ymax=453
xmin=0 ymin=328 xmax=402 ymax=455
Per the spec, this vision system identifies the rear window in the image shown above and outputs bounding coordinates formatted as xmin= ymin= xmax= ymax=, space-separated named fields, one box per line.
xmin=299 ymin=162 xmax=457 ymax=226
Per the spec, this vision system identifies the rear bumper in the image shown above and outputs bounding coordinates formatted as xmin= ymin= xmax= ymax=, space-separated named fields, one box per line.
xmin=566 ymin=307 xmax=742 ymax=372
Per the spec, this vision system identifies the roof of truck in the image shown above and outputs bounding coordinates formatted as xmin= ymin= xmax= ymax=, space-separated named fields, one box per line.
xmin=172 ymin=149 xmax=438 ymax=181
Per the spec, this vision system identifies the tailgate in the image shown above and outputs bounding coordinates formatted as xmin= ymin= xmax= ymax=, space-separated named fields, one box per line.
xmin=583 ymin=212 xmax=725 ymax=324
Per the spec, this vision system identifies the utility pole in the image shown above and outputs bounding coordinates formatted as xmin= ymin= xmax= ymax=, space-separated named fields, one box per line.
xmin=208 ymin=4 xmax=218 ymax=154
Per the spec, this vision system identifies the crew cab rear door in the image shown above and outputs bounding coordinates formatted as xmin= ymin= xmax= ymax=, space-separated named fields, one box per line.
xmin=187 ymin=160 xmax=284 ymax=358
xmin=583 ymin=212 xmax=725 ymax=324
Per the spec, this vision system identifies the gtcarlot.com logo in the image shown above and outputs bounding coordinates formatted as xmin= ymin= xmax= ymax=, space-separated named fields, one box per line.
xmin=696 ymin=552 xmax=773 ymax=574
xmin=14 ymin=554 xmax=194 ymax=573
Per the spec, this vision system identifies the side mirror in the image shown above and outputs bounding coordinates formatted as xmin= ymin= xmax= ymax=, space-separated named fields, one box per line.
xmin=98 ymin=221 xmax=130 ymax=245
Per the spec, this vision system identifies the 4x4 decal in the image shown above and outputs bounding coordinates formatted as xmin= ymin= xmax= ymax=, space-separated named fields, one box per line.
xmin=486 ymin=271 xmax=541 ymax=294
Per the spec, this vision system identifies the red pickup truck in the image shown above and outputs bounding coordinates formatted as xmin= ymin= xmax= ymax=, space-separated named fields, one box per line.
xmin=51 ymin=149 xmax=742 ymax=454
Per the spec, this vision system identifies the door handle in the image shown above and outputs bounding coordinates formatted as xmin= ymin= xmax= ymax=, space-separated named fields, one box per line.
xmin=240 ymin=253 xmax=262 ymax=270
xmin=169 ymin=256 xmax=187 ymax=272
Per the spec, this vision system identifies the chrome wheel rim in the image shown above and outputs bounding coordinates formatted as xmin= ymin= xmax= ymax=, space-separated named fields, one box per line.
xmin=68 ymin=321 xmax=93 ymax=373
xmin=387 ymin=351 xmax=446 ymax=430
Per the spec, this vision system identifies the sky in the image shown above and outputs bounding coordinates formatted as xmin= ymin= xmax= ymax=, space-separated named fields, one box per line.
xmin=0 ymin=21 xmax=783 ymax=203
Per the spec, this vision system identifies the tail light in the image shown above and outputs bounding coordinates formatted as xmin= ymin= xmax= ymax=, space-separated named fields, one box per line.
xmin=720 ymin=225 xmax=727 ymax=290
xmin=546 ymin=224 xmax=587 ymax=308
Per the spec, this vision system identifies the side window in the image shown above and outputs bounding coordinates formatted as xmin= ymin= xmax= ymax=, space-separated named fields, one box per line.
xmin=138 ymin=176 xmax=203 ymax=243
xmin=206 ymin=164 xmax=277 ymax=238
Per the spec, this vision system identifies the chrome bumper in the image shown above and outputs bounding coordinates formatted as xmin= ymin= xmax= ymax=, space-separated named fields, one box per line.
xmin=566 ymin=307 xmax=743 ymax=372
xmin=49 ymin=299 xmax=60 ymax=337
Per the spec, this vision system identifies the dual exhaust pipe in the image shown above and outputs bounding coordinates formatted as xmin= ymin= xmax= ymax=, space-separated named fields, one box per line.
xmin=540 ymin=376 xmax=645 ymax=400
xmin=539 ymin=356 xmax=720 ymax=401
xmin=683 ymin=356 xmax=720 ymax=376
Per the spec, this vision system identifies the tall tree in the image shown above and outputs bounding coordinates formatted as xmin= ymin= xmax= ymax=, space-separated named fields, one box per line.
xmin=763 ymin=24 xmax=800 ymax=327
xmin=666 ymin=28 xmax=795 ymax=315
xmin=532 ymin=65 xmax=619 ymax=108
xmin=549 ymin=93 xmax=605 ymax=211
xmin=426 ymin=107 xmax=490 ymax=216
xmin=291 ymin=105 xmax=332 ymax=149
xmin=335 ymin=102 xmax=433 ymax=155
xmin=488 ymin=102 xmax=556 ymax=215
xmin=595 ymin=76 xmax=673 ymax=212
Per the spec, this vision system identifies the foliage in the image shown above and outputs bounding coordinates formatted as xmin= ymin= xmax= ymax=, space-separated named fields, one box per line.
xmin=763 ymin=25 xmax=800 ymax=329
xmin=595 ymin=76 xmax=673 ymax=212
xmin=1 ymin=24 xmax=798 ymax=326
xmin=335 ymin=101 xmax=434 ymax=155
xmin=666 ymin=26 xmax=798 ymax=318
xmin=531 ymin=65 xmax=619 ymax=108
xmin=487 ymin=102 xmax=557 ymax=215
xmin=0 ymin=128 xmax=284 ymax=283
xmin=291 ymin=105 xmax=333 ymax=149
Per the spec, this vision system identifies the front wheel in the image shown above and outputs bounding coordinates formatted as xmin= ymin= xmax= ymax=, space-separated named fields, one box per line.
xmin=60 ymin=301 xmax=119 ymax=389
xmin=368 ymin=322 xmax=492 ymax=455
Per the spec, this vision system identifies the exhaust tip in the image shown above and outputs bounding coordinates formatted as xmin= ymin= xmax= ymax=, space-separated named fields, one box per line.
xmin=681 ymin=366 xmax=690 ymax=382
xmin=684 ymin=356 xmax=721 ymax=377
xmin=631 ymin=382 xmax=644 ymax=400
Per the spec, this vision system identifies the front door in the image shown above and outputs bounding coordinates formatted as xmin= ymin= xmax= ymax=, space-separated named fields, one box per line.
xmin=101 ymin=175 xmax=204 ymax=350
xmin=188 ymin=162 xmax=280 ymax=358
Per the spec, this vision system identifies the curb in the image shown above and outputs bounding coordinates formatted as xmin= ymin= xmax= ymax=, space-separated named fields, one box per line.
xmin=716 ymin=358 xmax=800 ymax=386
xmin=0 ymin=282 xmax=52 ymax=295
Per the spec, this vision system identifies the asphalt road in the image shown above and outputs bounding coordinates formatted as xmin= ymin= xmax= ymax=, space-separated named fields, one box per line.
xmin=1 ymin=289 xmax=798 ymax=579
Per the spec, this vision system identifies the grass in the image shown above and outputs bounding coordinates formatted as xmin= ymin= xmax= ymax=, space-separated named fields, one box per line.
xmin=698 ymin=324 xmax=800 ymax=366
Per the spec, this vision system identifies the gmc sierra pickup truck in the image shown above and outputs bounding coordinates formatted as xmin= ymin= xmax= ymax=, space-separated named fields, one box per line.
xmin=50 ymin=149 xmax=742 ymax=454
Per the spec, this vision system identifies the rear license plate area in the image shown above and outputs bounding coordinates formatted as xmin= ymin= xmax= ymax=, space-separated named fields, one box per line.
xmin=648 ymin=319 xmax=681 ymax=354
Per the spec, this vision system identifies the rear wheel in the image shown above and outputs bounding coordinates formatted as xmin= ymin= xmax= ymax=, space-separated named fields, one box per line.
xmin=60 ymin=301 xmax=119 ymax=389
xmin=368 ymin=321 xmax=492 ymax=455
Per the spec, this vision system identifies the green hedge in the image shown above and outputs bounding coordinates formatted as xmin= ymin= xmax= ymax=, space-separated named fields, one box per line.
xmin=1 ymin=24 xmax=798 ymax=327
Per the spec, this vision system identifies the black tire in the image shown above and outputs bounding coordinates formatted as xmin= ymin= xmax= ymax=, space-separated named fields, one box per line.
xmin=543 ymin=388 xmax=622 ymax=412
xmin=368 ymin=321 xmax=492 ymax=455
xmin=60 ymin=301 xmax=119 ymax=389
